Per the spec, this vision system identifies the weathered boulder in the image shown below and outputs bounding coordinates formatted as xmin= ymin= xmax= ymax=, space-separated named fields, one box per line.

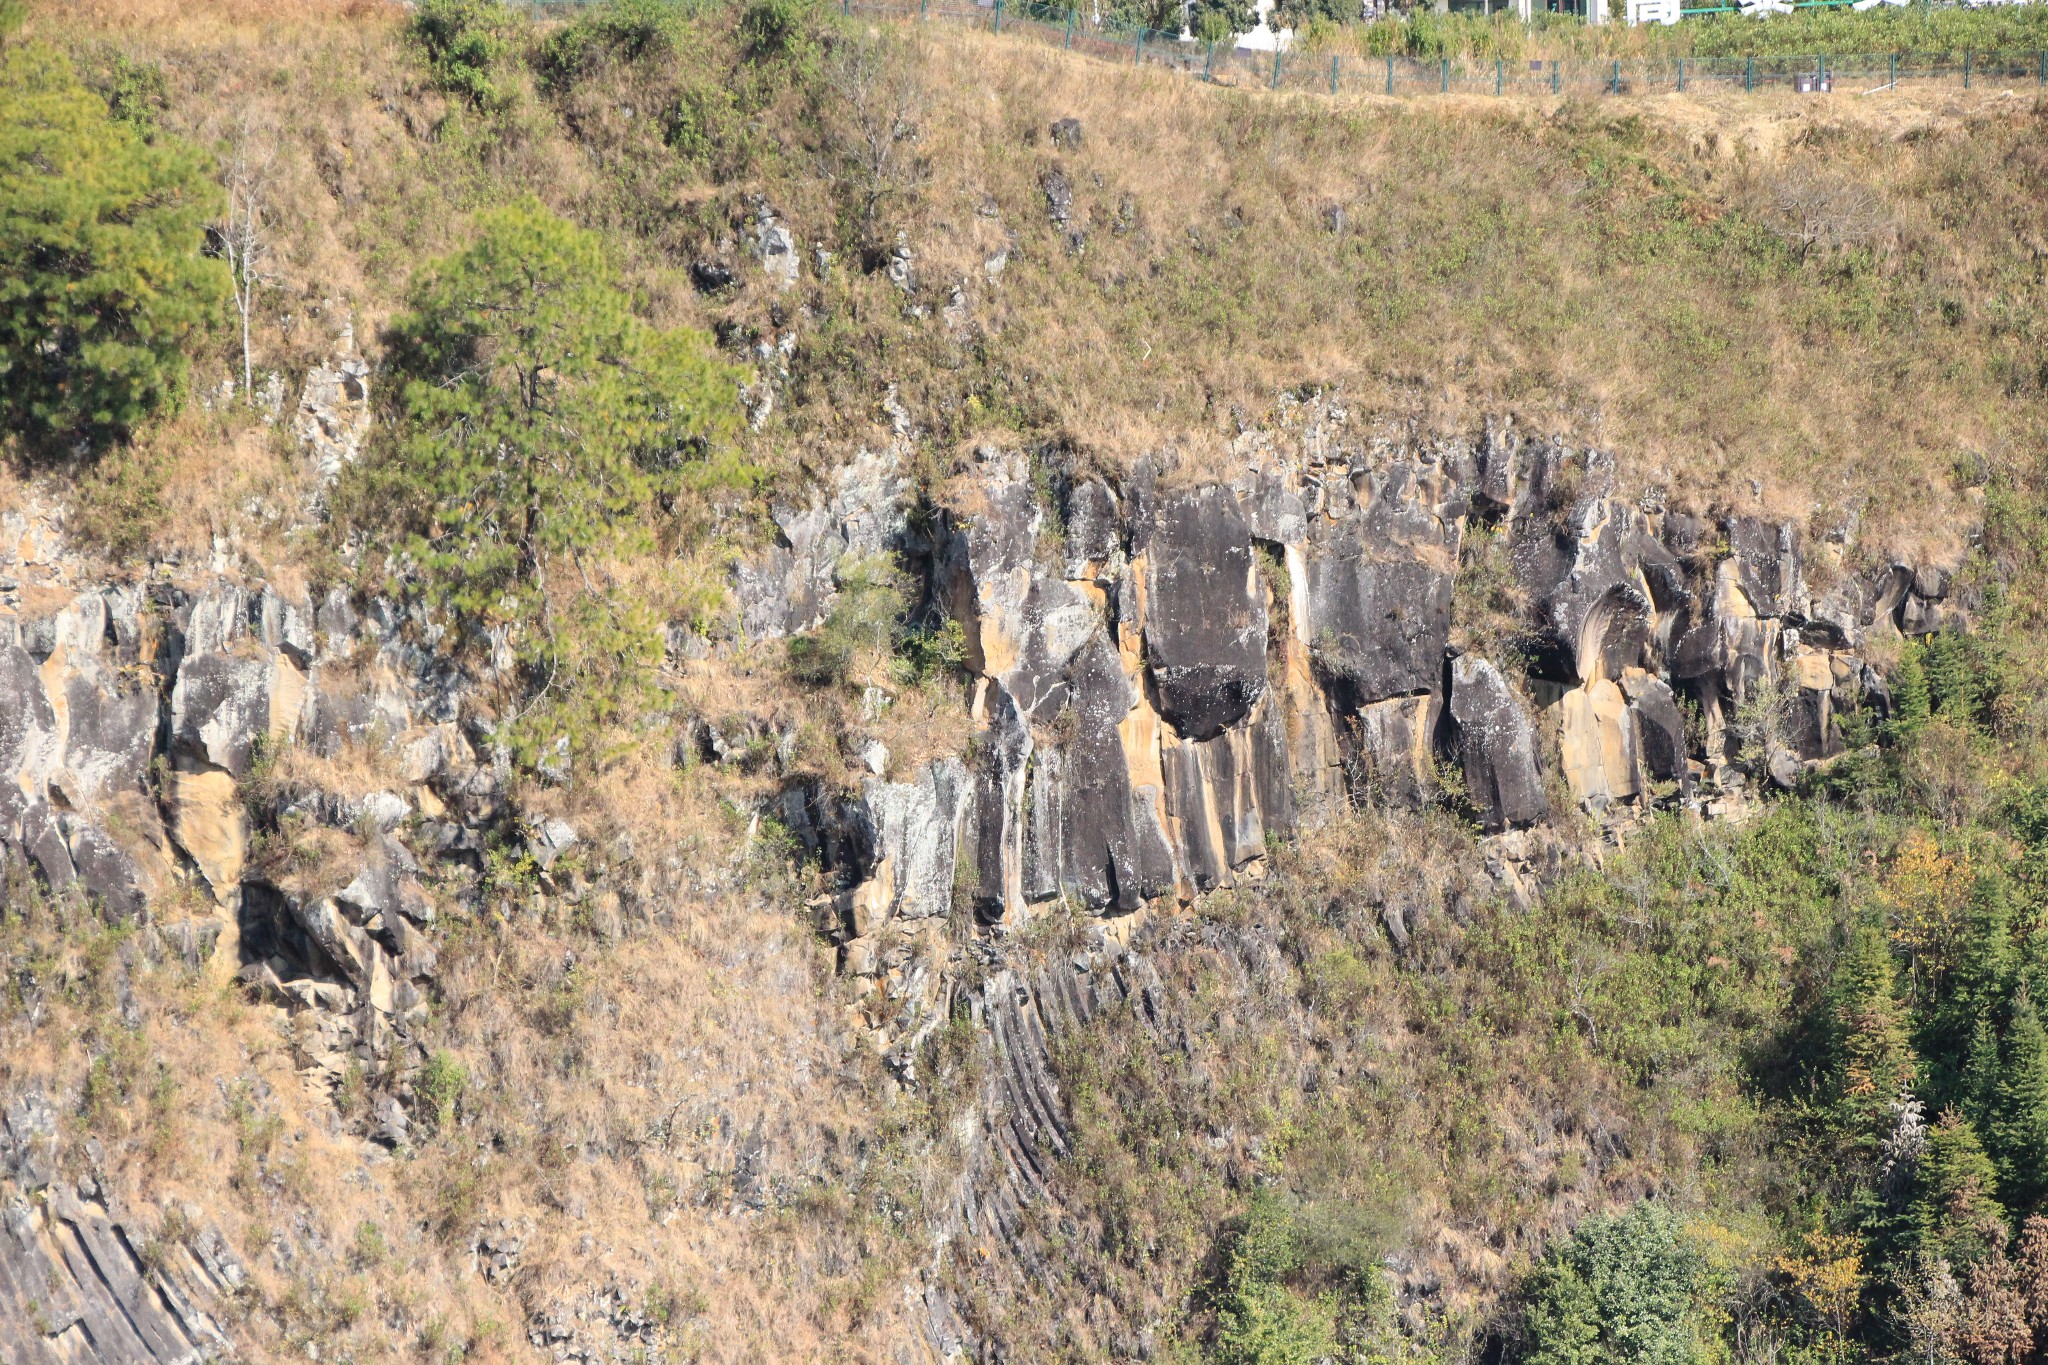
xmin=1301 ymin=460 xmax=1460 ymax=711
xmin=1449 ymin=655 xmax=1548 ymax=833
xmin=1727 ymin=517 xmax=1801 ymax=619
xmin=1165 ymin=698 xmax=1290 ymax=892
xmin=1022 ymin=635 xmax=1178 ymax=909
xmin=1133 ymin=485 xmax=1267 ymax=741
xmin=1555 ymin=679 xmax=1639 ymax=808
xmin=1619 ymin=669 xmax=1689 ymax=791
xmin=1351 ymin=694 xmax=1440 ymax=808
xmin=840 ymin=758 xmax=971 ymax=935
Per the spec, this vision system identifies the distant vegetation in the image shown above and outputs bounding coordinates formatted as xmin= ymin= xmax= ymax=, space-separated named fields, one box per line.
xmin=1086 ymin=0 xmax=2048 ymax=62
xmin=6 ymin=0 xmax=2048 ymax=1359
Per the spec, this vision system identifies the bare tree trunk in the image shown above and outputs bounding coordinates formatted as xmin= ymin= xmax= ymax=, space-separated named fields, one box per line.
xmin=218 ymin=120 xmax=275 ymax=406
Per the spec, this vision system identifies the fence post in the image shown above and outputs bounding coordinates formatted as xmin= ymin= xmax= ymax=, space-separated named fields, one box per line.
xmin=1964 ymin=49 xmax=1971 ymax=89
xmin=1610 ymin=59 xmax=1618 ymax=95
xmin=1552 ymin=60 xmax=1559 ymax=94
xmin=1496 ymin=57 xmax=1502 ymax=95
xmin=1065 ymin=7 xmax=1074 ymax=45
xmin=1332 ymin=54 xmax=1340 ymax=95
xmin=1134 ymin=29 xmax=1142 ymax=64
xmin=1204 ymin=40 xmax=1214 ymax=79
xmin=1890 ymin=52 xmax=1896 ymax=87
xmin=994 ymin=0 xmax=1002 ymax=32
xmin=1745 ymin=55 xmax=1753 ymax=92
xmin=1387 ymin=55 xmax=1395 ymax=95
xmin=1440 ymin=57 xmax=1448 ymax=93
xmin=1677 ymin=56 xmax=1684 ymax=92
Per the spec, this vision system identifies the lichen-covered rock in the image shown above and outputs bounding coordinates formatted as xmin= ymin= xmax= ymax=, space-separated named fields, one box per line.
xmin=1449 ymin=655 xmax=1548 ymax=833
xmin=295 ymin=348 xmax=372 ymax=486
xmin=841 ymin=757 xmax=971 ymax=935
xmin=937 ymin=452 xmax=1098 ymax=725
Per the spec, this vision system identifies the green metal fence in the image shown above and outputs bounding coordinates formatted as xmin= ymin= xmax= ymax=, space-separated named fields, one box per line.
xmin=835 ymin=0 xmax=2048 ymax=98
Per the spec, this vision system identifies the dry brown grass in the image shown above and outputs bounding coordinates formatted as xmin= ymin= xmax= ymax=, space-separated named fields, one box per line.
xmin=33 ymin=0 xmax=399 ymax=36
xmin=875 ymin=27 xmax=2044 ymax=558
xmin=34 ymin=5 xmax=2036 ymax=570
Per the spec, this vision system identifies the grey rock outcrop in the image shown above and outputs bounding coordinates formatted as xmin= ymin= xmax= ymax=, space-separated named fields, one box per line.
xmin=1449 ymin=655 xmax=1548 ymax=833
xmin=753 ymin=201 xmax=799 ymax=288
xmin=733 ymin=445 xmax=910 ymax=640
xmin=0 ymin=1180 xmax=239 ymax=1365
xmin=771 ymin=404 xmax=1969 ymax=974
xmin=1134 ymin=484 xmax=1268 ymax=741
xmin=294 ymin=337 xmax=371 ymax=487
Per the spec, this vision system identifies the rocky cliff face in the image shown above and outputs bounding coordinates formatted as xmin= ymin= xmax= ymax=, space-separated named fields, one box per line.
xmin=0 ymin=499 xmax=501 ymax=1098
xmin=742 ymin=406 xmax=1960 ymax=1047
xmin=0 ymin=398 xmax=1967 ymax=1362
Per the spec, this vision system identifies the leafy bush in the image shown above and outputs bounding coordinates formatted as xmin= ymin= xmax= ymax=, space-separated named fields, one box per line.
xmin=1521 ymin=1204 xmax=1717 ymax=1365
xmin=784 ymin=557 xmax=968 ymax=691
xmin=535 ymin=0 xmax=699 ymax=93
xmin=349 ymin=200 xmax=749 ymax=763
xmin=737 ymin=0 xmax=821 ymax=69
xmin=0 ymin=44 xmax=224 ymax=454
xmin=415 ymin=1050 xmax=468 ymax=1137
xmin=408 ymin=0 xmax=510 ymax=110
xmin=784 ymin=557 xmax=908 ymax=688
xmin=1211 ymin=1192 xmax=1341 ymax=1365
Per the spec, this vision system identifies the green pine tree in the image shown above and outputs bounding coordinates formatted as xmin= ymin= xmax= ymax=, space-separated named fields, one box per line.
xmin=1910 ymin=1108 xmax=2007 ymax=1265
xmin=0 ymin=43 xmax=226 ymax=453
xmin=1522 ymin=1204 xmax=1714 ymax=1365
xmin=1996 ymin=989 xmax=2048 ymax=1215
xmin=1829 ymin=924 xmax=1919 ymax=1145
xmin=1890 ymin=644 xmax=1932 ymax=743
xmin=1922 ymin=631 xmax=1980 ymax=728
xmin=349 ymin=199 xmax=750 ymax=764
xmin=1961 ymin=1014 xmax=2004 ymax=1136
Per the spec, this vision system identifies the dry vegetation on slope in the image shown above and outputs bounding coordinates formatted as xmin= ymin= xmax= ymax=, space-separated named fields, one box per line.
xmin=7 ymin=2 xmax=2048 ymax=1362
xmin=21 ymin=0 xmax=2048 ymax=559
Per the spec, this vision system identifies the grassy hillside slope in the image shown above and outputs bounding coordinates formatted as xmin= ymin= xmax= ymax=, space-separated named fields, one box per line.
xmin=5 ymin=2 xmax=2048 ymax=1362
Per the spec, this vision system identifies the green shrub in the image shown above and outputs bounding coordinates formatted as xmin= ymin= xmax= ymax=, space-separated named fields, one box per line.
xmin=416 ymin=1050 xmax=468 ymax=1137
xmin=737 ymin=0 xmax=821 ymax=68
xmin=1520 ymin=1204 xmax=1716 ymax=1365
xmin=84 ymin=51 xmax=167 ymax=135
xmin=536 ymin=0 xmax=697 ymax=92
xmin=783 ymin=556 xmax=920 ymax=689
xmin=0 ymin=44 xmax=225 ymax=455
xmin=1211 ymin=1192 xmax=1342 ymax=1365
xmin=408 ymin=0 xmax=510 ymax=110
